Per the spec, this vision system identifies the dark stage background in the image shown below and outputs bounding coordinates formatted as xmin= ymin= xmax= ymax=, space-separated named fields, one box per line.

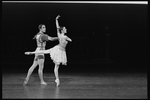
xmin=2 ymin=3 xmax=147 ymax=73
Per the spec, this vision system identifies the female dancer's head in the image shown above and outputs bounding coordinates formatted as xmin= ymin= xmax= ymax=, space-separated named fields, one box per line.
xmin=59 ymin=26 xmax=67 ymax=34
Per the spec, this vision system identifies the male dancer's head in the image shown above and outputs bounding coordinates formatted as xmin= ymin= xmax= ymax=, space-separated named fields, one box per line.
xmin=39 ymin=24 xmax=46 ymax=33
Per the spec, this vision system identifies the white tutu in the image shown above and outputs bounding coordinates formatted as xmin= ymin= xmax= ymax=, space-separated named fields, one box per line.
xmin=49 ymin=45 xmax=67 ymax=65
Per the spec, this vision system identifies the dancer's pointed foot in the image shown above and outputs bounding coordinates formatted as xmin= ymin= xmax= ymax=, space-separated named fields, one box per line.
xmin=55 ymin=79 xmax=60 ymax=86
xmin=25 ymin=52 xmax=32 ymax=55
xmin=41 ymin=81 xmax=47 ymax=85
xmin=23 ymin=78 xmax=28 ymax=85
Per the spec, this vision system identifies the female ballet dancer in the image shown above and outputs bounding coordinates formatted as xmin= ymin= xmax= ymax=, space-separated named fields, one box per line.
xmin=25 ymin=15 xmax=72 ymax=86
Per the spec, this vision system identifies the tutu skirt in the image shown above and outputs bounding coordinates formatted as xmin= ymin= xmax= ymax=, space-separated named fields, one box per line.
xmin=49 ymin=45 xmax=67 ymax=65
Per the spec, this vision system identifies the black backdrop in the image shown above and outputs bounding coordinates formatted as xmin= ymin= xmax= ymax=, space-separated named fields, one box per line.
xmin=2 ymin=3 xmax=147 ymax=73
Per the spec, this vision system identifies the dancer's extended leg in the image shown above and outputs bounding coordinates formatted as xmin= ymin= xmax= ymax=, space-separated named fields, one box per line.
xmin=25 ymin=49 xmax=50 ymax=55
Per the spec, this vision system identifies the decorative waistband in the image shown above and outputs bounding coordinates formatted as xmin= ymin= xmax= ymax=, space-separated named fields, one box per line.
xmin=59 ymin=46 xmax=65 ymax=51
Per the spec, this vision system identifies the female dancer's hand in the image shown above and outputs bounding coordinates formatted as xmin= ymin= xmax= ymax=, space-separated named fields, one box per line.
xmin=56 ymin=15 xmax=60 ymax=20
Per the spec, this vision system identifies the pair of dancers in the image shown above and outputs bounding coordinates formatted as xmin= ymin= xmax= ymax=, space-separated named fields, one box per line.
xmin=24 ymin=15 xmax=72 ymax=86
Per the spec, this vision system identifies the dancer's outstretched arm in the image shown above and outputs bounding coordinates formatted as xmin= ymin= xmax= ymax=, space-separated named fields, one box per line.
xmin=66 ymin=36 xmax=72 ymax=42
xmin=25 ymin=49 xmax=50 ymax=55
xmin=51 ymin=37 xmax=59 ymax=41
xmin=47 ymin=36 xmax=59 ymax=41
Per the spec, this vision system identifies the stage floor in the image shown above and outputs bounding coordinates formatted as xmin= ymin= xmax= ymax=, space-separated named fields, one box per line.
xmin=2 ymin=72 xmax=147 ymax=99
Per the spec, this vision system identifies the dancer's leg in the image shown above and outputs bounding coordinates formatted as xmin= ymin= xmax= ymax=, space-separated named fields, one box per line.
xmin=38 ymin=59 xmax=47 ymax=85
xmin=23 ymin=60 xmax=38 ymax=85
xmin=25 ymin=49 xmax=50 ymax=55
xmin=54 ymin=63 xmax=60 ymax=86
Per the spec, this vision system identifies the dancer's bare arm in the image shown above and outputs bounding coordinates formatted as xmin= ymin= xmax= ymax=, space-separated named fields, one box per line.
xmin=56 ymin=15 xmax=61 ymax=37
xmin=49 ymin=36 xmax=59 ymax=41
xmin=47 ymin=35 xmax=58 ymax=41
xmin=66 ymin=36 xmax=72 ymax=42
xmin=56 ymin=15 xmax=60 ymax=29
xmin=64 ymin=35 xmax=72 ymax=42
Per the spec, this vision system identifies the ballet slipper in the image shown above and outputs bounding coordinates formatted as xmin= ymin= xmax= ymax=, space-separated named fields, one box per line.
xmin=55 ymin=79 xmax=60 ymax=86
xmin=25 ymin=52 xmax=31 ymax=55
xmin=41 ymin=81 xmax=47 ymax=85
xmin=23 ymin=78 xmax=28 ymax=85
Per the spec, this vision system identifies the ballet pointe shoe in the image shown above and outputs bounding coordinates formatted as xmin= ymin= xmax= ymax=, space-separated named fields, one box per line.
xmin=23 ymin=78 xmax=28 ymax=85
xmin=41 ymin=81 xmax=47 ymax=85
xmin=25 ymin=52 xmax=32 ymax=55
xmin=55 ymin=79 xmax=60 ymax=86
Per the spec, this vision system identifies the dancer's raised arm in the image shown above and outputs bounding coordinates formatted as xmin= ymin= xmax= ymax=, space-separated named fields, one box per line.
xmin=56 ymin=15 xmax=61 ymax=37
xmin=56 ymin=15 xmax=60 ymax=28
